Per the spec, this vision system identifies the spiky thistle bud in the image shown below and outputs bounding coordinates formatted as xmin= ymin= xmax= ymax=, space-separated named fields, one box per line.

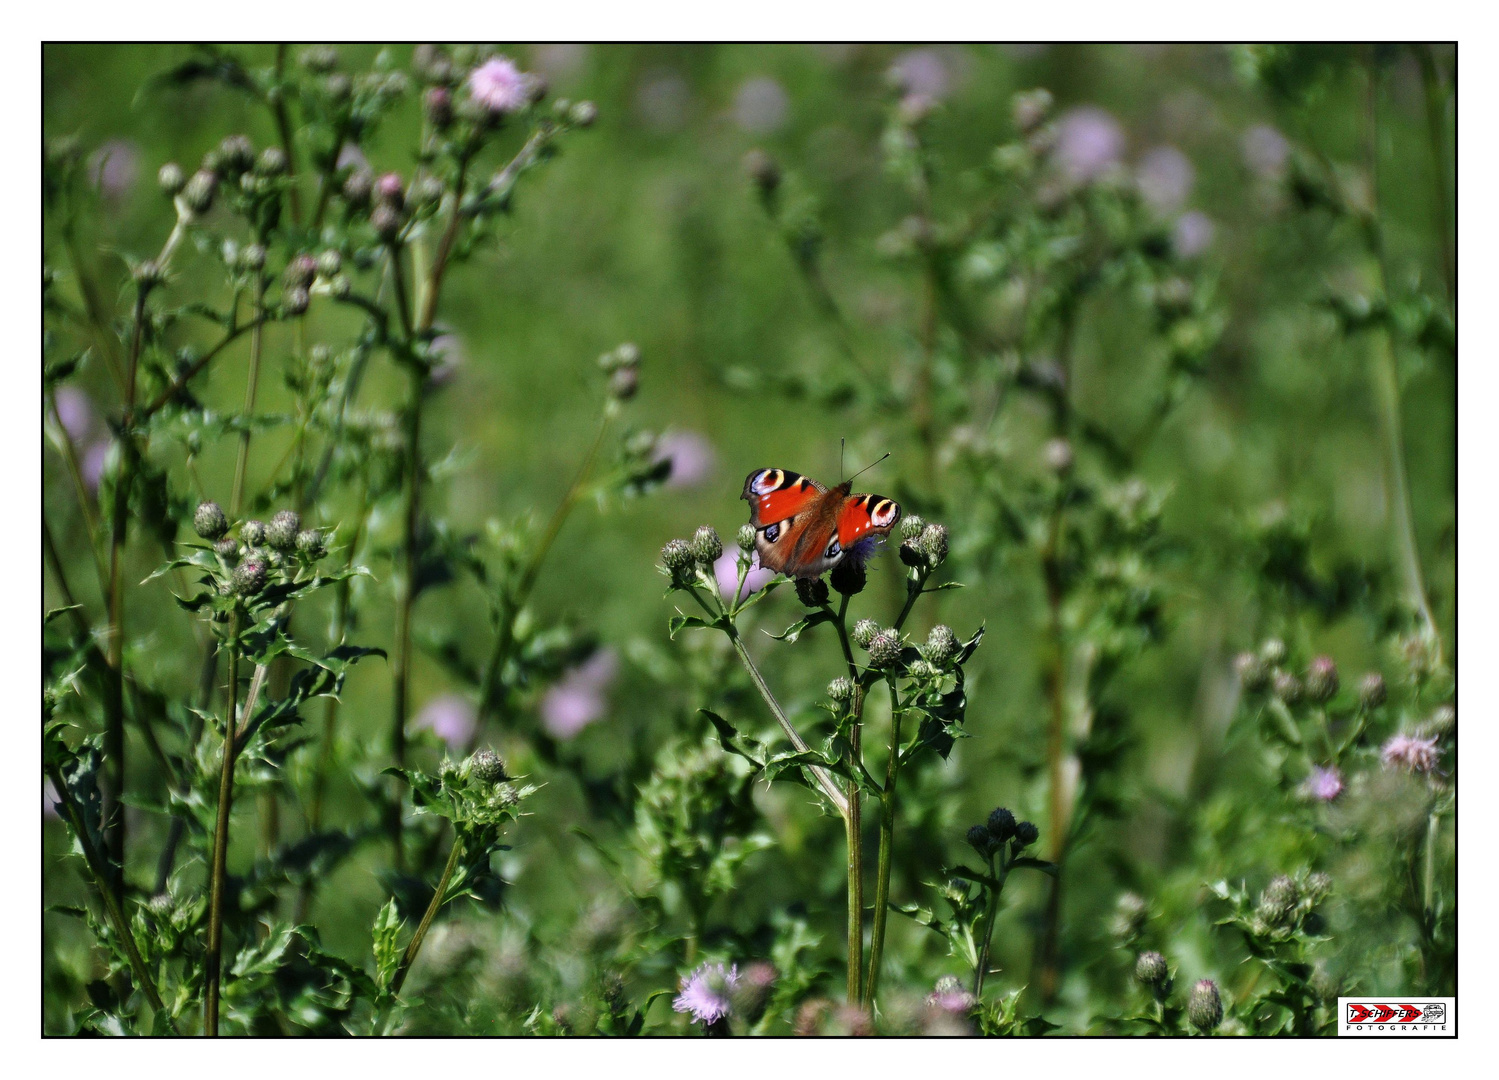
xmin=157 ymin=162 xmax=186 ymax=196
xmin=966 ymin=824 xmax=995 ymax=856
xmin=241 ymin=520 xmax=267 ymax=547
xmin=1259 ymin=637 xmax=1287 ymax=666
xmin=424 ymin=86 xmax=454 ymax=129
xmin=371 ymin=203 xmax=403 ymax=242
xmin=283 ymin=286 xmax=310 ymax=316
xmin=1011 ymin=88 xmax=1054 ymax=133
xmin=147 ymin=893 xmax=175 ymax=918
xmin=214 ymin=536 xmax=239 ymax=564
xmin=899 ymin=515 xmax=926 ymax=542
xmin=216 ymin=134 xmax=255 ymax=175
xmin=1187 ymin=980 xmax=1223 ymax=1032
xmin=608 ymin=365 xmax=638 ymax=401
xmin=1112 ymin=892 xmax=1148 ymax=941
xmin=255 ymin=146 xmax=288 ymax=176
xmin=924 ymin=624 xmax=959 ymax=668
xmin=1013 ymin=820 xmax=1039 ymax=847
xmin=240 ymin=244 xmax=267 ymax=273
xmin=233 ymin=558 xmax=268 ymax=596
xmin=1272 ymin=670 xmax=1302 ymax=705
xmin=1356 ymin=672 xmax=1386 ymax=709
xmin=851 ymin=619 xmax=880 ymax=649
xmin=1304 ymin=872 xmax=1332 ymax=903
xmin=569 ymin=100 xmax=598 ymax=127
xmin=469 ymin=748 xmax=507 ymax=784
xmin=918 ymin=523 xmax=949 ymax=567
xmin=736 ymin=524 xmax=756 ymax=553
xmin=316 ymin=250 xmax=342 ymax=278
xmin=295 ymin=529 xmax=327 ymax=560
xmin=1234 ymin=651 xmax=1268 ymax=691
xmin=986 ymin=807 xmax=1016 ymax=842
xmin=1305 ymin=656 xmax=1339 ymax=703
xmin=828 ymin=677 xmax=854 ymax=703
xmin=867 ymin=630 xmax=902 ymax=668
xmin=795 ymin=577 xmax=829 ymax=608
xmin=343 ymin=169 xmax=373 ymax=208
xmin=1258 ymin=875 xmax=1300 ymax=926
xmin=285 ymin=254 xmax=317 ymax=290
xmin=661 ymin=538 xmax=694 ymax=576
xmin=830 ymin=558 xmax=866 ymax=597
xmin=690 ymin=526 xmax=723 ymax=566
xmin=193 ymin=500 xmax=228 ymax=540
xmin=1135 ymin=951 xmax=1169 ymax=989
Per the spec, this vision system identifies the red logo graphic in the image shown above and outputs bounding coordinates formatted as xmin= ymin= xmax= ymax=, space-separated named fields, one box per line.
xmin=1346 ymin=1003 xmax=1436 ymax=1024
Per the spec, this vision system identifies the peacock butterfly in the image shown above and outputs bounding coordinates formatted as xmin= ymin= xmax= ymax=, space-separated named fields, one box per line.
xmin=741 ymin=466 xmax=902 ymax=579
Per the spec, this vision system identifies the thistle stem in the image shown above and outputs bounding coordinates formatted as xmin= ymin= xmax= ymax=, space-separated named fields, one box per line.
xmin=204 ymin=610 xmax=242 ymax=1036
xmin=229 ymin=279 xmax=267 ymax=517
xmin=864 ymin=679 xmax=903 ymax=1005
xmin=973 ymin=855 xmax=1006 ymax=999
xmin=389 ymin=832 xmax=463 ymax=997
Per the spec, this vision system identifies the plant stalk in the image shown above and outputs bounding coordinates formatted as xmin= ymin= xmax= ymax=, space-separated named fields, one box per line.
xmin=204 ymin=610 xmax=242 ymax=1036
xmin=389 ymin=833 xmax=463 ymax=997
xmin=864 ymin=679 xmax=903 ymax=1005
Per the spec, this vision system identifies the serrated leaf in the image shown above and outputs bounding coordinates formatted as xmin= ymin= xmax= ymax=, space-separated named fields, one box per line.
xmin=767 ymin=608 xmax=834 ymax=643
xmin=371 ymin=898 xmax=405 ymax=990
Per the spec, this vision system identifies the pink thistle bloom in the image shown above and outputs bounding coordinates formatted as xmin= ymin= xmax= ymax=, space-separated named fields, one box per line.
xmin=1302 ymin=765 xmax=1344 ymax=802
xmin=1381 ymin=732 xmax=1440 ymax=774
xmin=1136 ymin=145 xmax=1194 ymax=216
xmin=540 ymin=648 xmax=617 ymax=739
xmin=673 ymin=962 xmax=740 ymax=1025
xmin=89 ymin=139 xmax=140 ymax=200
xmin=655 ymin=430 xmax=717 ymax=490
xmin=714 ymin=549 xmax=773 ymax=605
xmin=413 ymin=693 xmax=477 ymax=750
xmin=1241 ymin=123 xmax=1290 ymax=180
xmin=1055 ymin=106 xmax=1125 ymax=184
xmin=890 ymin=49 xmax=950 ymax=108
xmin=1172 ymin=211 xmax=1216 ymax=258
xmin=467 ymin=57 xmax=534 ymax=115
xmin=926 ymin=975 xmax=975 ymax=1014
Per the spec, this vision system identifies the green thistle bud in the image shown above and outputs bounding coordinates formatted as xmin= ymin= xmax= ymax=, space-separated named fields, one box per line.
xmin=966 ymin=824 xmax=995 ymax=856
xmin=1356 ymin=672 xmax=1386 ymax=709
xmin=1422 ymin=703 xmax=1455 ymax=738
xmin=330 ymin=274 xmax=352 ymax=299
xmin=608 ymin=365 xmax=638 ymax=401
xmin=241 ymin=520 xmax=267 ymax=547
xmin=1187 ymin=979 xmax=1223 ymax=1032
xmin=492 ymin=782 xmax=521 ymax=809
xmin=614 ymin=342 xmax=640 ymax=368
xmin=371 ymin=203 xmax=403 ymax=242
xmin=661 ymin=538 xmax=693 ymax=573
xmin=283 ymin=286 xmax=310 ymax=316
xmin=255 ymin=146 xmax=288 ymax=176
xmin=1260 ymin=874 xmax=1299 ymax=915
xmin=1011 ymin=88 xmax=1053 ymax=133
xmin=214 ymin=536 xmax=239 ymax=564
xmin=323 ymin=72 xmax=352 ymax=102
xmin=827 ymin=677 xmax=854 ymax=703
xmin=986 ymin=807 xmax=1016 ymax=842
xmin=795 ymin=577 xmax=829 ymax=608
xmin=300 ymin=45 xmax=338 ymax=73
xmin=295 ymin=529 xmax=327 ymax=560
xmin=157 ymin=162 xmax=186 ymax=196
xmin=343 ymin=169 xmax=373 ymax=208
xmin=147 ymin=893 xmax=175 ymax=918
xmin=899 ymin=515 xmax=926 ymax=542
xmin=285 ymin=255 xmax=317 ymax=289
xmin=919 ymin=523 xmax=949 ymax=567
xmin=569 ymin=100 xmax=598 ymax=127
xmin=924 ymin=624 xmax=959 ymax=667
xmin=1304 ymin=872 xmax=1332 ymax=903
xmin=867 ymin=630 xmax=901 ymax=668
xmin=424 ymin=86 xmax=454 ymax=129
xmin=1043 ymin=437 xmax=1073 ymax=474
xmin=690 ymin=526 xmax=723 ymax=566
xmin=1134 ymin=951 xmax=1169 ymax=989
xmin=316 ymin=250 xmax=342 ymax=278
xmin=217 ymin=134 xmax=255 ymax=175
xmin=1260 ymin=637 xmax=1287 ymax=666
xmin=906 ymin=659 xmax=938 ymax=680
xmin=193 ymin=500 xmax=228 ymax=540
xmin=411 ymin=175 xmax=444 ymax=210
xmin=469 ymin=748 xmax=507 ymax=784
xmin=1234 ymin=651 xmax=1268 ymax=691
xmin=1112 ymin=892 xmax=1148 ymax=941
xmin=241 ymin=244 xmax=267 ymax=273
xmin=899 ymin=539 xmax=925 ymax=567
xmin=1305 ymin=656 xmax=1339 ymax=703
xmin=1013 ymin=820 xmax=1039 ymax=847
xmin=736 ymin=524 xmax=756 ymax=552
xmin=851 ymin=619 xmax=880 ymax=649
xmin=830 ymin=558 xmax=866 ymax=597
xmin=132 ymin=259 xmax=166 ymax=290
xmin=1272 ymin=670 xmax=1303 ymax=705
xmin=233 ymin=558 xmax=268 ymax=596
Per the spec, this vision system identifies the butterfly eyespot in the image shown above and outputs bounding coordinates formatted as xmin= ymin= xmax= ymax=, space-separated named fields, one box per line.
xmin=826 ymin=538 xmax=841 ymax=558
xmin=764 ymin=522 xmax=781 ymax=543
xmin=870 ymin=499 xmax=899 ymax=527
xmin=750 ymin=469 xmax=784 ymax=495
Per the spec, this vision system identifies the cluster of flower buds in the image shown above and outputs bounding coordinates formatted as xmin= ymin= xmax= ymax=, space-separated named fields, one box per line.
xmin=965 ymin=805 xmax=1039 ymax=860
xmin=661 ymin=524 xmax=721 ymax=589
xmin=599 ymin=342 xmax=641 ymax=402
xmin=195 ymin=500 xmax=328 ymax=599
xmin=852 ymin=620 xmax=902 ymax=669
xmin=1234 ymin=638 xmax=1368 ymax=710
xmin=1246 ymin=869 xmax=1331 ymax=938
xmin=897 ymin=515 xmax=948 ymax=572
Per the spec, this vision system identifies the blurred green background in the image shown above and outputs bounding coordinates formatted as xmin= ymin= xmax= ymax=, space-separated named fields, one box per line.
xmin=44 ymin=44 xmax=1455 ymax=1030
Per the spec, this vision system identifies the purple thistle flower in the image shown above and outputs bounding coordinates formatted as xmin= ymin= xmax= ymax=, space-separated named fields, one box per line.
xmin=733 ymin=77 xmax=789 ymax=134
xmin=654 ymin=430 xmax=717 ymax=490
xmin=1172 ymin=211 xmax=1216 ymax=258
xmin=1381 ymin=732 xmax=1440 ymax=774
xmin=52 ymin=386 xmax=97 ymax=443
xmin=1055 ymin=106 xmax=1125 ymax=184
xmin=673 ymin=962 xmax=740 ymax=1025
xmin=714 ymin=549 xmax=773 ymax=604
xmin=413 ymin=693 xmax=477 ymax=750
xmin=89 ymin=139 xmax=140 ymax=200
xmin=1302 ymin=765 xmax=1344 ymax=802
xmin=467 ymin=56 xmax=535 ymax=115
xmin=1136 ymin=145 xmax=1195 ymax=216
xmin=926 ymin=975 xmax=975 ymax=1014
xmin=540 ymin=648 xmax=617 ymax=739
xmin=890 ymin=49 xmax=950 ymax=108
xmin=1241 ymin=123 xmax=1290 ymax=180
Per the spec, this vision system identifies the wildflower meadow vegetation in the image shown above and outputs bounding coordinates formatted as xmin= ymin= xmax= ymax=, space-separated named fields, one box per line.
xmin=42 ymin=43 xmax=1454 ymax=1036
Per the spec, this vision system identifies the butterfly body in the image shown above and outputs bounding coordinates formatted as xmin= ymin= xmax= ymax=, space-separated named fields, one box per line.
xmin=741 ymin=467 xmax=901 ymax=578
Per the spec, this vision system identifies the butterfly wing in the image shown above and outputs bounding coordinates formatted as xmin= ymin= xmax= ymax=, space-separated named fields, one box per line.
xmin=837 ymin=493 xmax=902 ymax=553
xmin=742 ymin=468 xmax=832 ymax=576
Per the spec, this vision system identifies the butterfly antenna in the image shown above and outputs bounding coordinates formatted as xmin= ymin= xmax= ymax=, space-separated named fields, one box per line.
xmin=845 ymin=452 xmax=891 ymax=485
